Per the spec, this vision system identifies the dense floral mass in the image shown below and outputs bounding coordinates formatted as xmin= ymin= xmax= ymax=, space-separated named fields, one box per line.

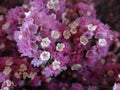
xmin=0 ymin=0 xmax=120 ymax=90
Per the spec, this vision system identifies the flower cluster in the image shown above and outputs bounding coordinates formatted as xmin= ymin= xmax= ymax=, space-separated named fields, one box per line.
xmin=0 ymin=0 xmax=120 ymax=90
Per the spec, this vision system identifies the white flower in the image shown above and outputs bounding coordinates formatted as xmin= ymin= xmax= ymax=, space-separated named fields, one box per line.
xmin=87 ymin=24 xmax=97 ymax=31
xmin=63 ymin=30 xmax=71 ymax=39
xmin=69 ymin=21 xmax=79 ymax=29
xmin=80 ymin=36 xmax=89 ymax=45
xmin=3 ymin=67 xmax=12 ymax=75
xmin=52 ymin=60 xmax=61 ymax=70
xmin=0 ymin=15 xmax=3 ymax=21
xmin=19 ymin=64 xmax=27 ymax=72
xmin=23 ymin=72 xmax=29 ymax=80
xmin=2 ymin=22 xmax=10 ymax=30
xmin=51 ymin=0 xmax=59 ymax=4
xmin=40 ymin=51 xmax=50 ymax=61
xmin=51 ymin=13 xmax=57 ymax=19
xmin=0 ymin=43 xmax=5 ymax=49
xmin=3 ymin=87 xmax=9 ymax=90
xmin=6 ymin=80 xmax=13 ymax=87
xmin=70 ymin=28 xmax=77 ymax=34
xmin=51 ymin=30 xmax=60 ymax=39
xmin=25 ymin=11 xmax=31 ymax=17
xmin=18 ymin=34 xmax=23 ymax=40
xmin=6 ymin=59 xmax=13 ymax=66
xmin=98 ymin=39 xmax=107 ymax=46
xmin=53 ymin=4 xmax=60 ymax=11
xmin=41 ymin=37 xmax=51 ymax=48
xmin=118 ymin=74 xmax=120 ymax=78
xmin=28 ymin=72 xmax=37 ymax=80
xmin=71 ymin=64 xmax=81 ymax=70
xmin=56 ymin=43 xmax=65 ymax=52
xmin=47 ymin=1 xmax=54 ymax=9
xmin=14 ymin=72 xmax=21 ymax=79
xmin=87 ymin=11 xmax=91 ymax=16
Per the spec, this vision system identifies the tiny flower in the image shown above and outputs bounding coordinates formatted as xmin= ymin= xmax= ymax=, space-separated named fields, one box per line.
xmin=69 ymin=21 xmax=79 ymax=29
xmin=51 ymin=13 xmax=57 ymax=19
xmin=0 ymin=15 xmax=4 ymax=21
xmin=25 ymin=11 xmax=31 ymax=17
xmin=63 ymin=30 xmax=71 ymax=39
xmin=23 ymin=72 xmax=29 ymax=80
xmin=3 ymin=87 xmax=9 ymax=90
xmin=52 ymin=60 xmax=61 ymax=70
xmin=46 ymin=77 xmax=52 ymax=83
xmin=2 ymin=22 xmax=10 ymax=30
xmin=6 ymin=80 xmax=13 ymax=87
xmin=40 ymin=51 xmax=50 ymax=61
xmin=71 ymin=64 xmax=81 ymax=70
xmin=41 ymin=37 xmax=51 ymax=48
xmin=87 ymin=11 xmax=91 ymax=16
xmin=3 ymin=67 xmax=12 ymax=75
xmin=28 ymin=72 xmax=37 ymax=80
xmin=98 ymin=39 xmax=107 ymax=46
xmin=6 ymin=60 xmax=13 ymax=66
xmin=118 ymin=74 xmax=120 ymax=78
xmin=47 ymin=1 xmax=54 ymax=9
xmin=0 ymin=43 xmax=5 ymax=49
xmin=14 ymin=72 xmax=21 ymax=79
xmin=19 ymin=64 xmax=27 ymax=72
xmin=53 ymin=4 xmax=60 ymax=11
xmin=80 ymin=36 xmax=89 ymax=45
xmin=87 ymin=24 xmax=97 ymax=31
xmin=70 ymin=28 xmax=77 ymax=34
xmin=51 ymin=0 xmax=59 ymax=4
xmin=7 ymin=35 xmax=12 ymax=40
xmin=51 ymin=30 xmax=60 ymax=39
xmin=56 ymin=43 xmax=65 ymax=52
xmin=22 ymin=4 xmax=29 ymax=8
xmin=18 ymin=34 xmax=23 ymax=40
xmin=62 ymin=18 xmax=69 ymax=24
xmin=107 ymin=70 xmax=114 ymax=76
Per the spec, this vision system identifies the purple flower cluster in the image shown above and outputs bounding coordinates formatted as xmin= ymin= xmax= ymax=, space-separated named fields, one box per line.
xmin=0 ymin=0 xmax=120 ymax=90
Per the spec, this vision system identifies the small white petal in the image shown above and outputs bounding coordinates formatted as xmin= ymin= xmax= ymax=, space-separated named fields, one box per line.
xmin=118 ymin=74 xmax=120 ymax=78
xmin=63 ymin=30 xmax=71 ymax=39
xmin=70 ymin=28 xmax=77 ymax=34
xmin=87 ymin=11 xmax=91 ymax=16
xmin=0 ymin=43 xmax=5 ymax=49
xmin=51 ymin=0 xmax=59 ymax=4
xmin=25 ymin=11 xmax=31 ymax=17
xmin=51 ymin=30 xmax=60 ymax=39
xmin=51 ymin=13 xmax=57 ymax=19
xmin=47 ymin=1 xmax=54 ymax=9
xmin=56 ymin=43 xmax=65 ymax=52
xmin=19 ymin=64 xmax=27 ymax=72
xmin=52 ymin=60 xmax=61 ymax=70
xmin=40 ymin=51 xmax=50 ymax=61
xmin=3 ymin=67 xmax=12 ymax=75
xmin=41 ymin=37 xmax=51 ymax=48
xmin=69 ymin=21 xmax=79 ymax=29
xmin=80 ymin=36 xmax=89 ymax=45
xmin=2 ymin=23 xmax=10 ymax=30
xmin=3 ymin=87 xmax=9 ymax=90
xmin=87 ymin=24 xmax=97 ymax=31
xmin=0 ymin=15 xmax=4 ymax=21
xmin=18 ymin=34 xmax=23 ymax=40
xmin=71 ymin=64 xmax=81 ymax=70
xmin=98 ymin=39 xmax=107 ymax=46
